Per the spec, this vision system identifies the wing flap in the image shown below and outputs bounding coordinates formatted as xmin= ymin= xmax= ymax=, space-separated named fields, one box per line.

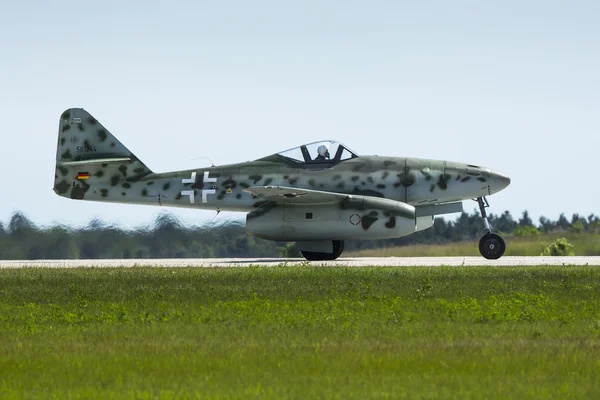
xmin=415 ymin=202 xmax=463 ymax=217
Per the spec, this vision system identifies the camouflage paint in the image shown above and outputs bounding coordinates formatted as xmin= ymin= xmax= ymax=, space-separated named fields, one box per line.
xmin=54 ymin=109 xmax=510 ymax=240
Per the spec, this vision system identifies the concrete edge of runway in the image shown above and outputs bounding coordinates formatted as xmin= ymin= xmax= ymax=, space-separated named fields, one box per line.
xmin=1 ymin=256 xmax=600 ymax=268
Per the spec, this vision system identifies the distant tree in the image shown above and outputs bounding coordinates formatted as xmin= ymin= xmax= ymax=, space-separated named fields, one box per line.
xmin=513 ymin=225 xmax=539 ymax=236
xmin=450 ymin=211 xmax=482 ymax=240
xmin=570 ymin=213 xmax=588 ymax=231
xmin=431 ymin=217 xmax=449 ymax=239
xmin=590 ymin=219 xmax=600 ymax=234
xmin=280 ymin=242 xmax=301 ymax=258
xmin=570 ymin=220 xmax=585 ymax=234
xmin=43 ymin=227 xmax=80 ymax=259
xmin=556 ymin=213 xmax=570 ymax=231
xmin=489 ymin=211 xmax=517 ymax=234
xmin=538 ymin=216 xmax=555 ymax=233
xmin=1 ymin=208 xmax=597 ymax=259
xmin=8 ymin=212 xmax=35 ymax=237
xmin=518 ymin=210 xmax=533 ymax=227
xmin=588 ymin=214 xmax=600 ymax=233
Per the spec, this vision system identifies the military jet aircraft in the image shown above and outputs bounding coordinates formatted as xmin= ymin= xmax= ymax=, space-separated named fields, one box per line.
xmin=53 ymin=108 xmax=511 ymax=261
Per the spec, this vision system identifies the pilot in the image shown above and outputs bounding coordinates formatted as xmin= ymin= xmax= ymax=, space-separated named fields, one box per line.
xmin=315 ymin=145 xmax=330 ymax=161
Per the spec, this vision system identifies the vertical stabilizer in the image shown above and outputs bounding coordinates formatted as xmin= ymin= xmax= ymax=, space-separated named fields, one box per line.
xmin=54 ymin=108 xmax=153 ymax=200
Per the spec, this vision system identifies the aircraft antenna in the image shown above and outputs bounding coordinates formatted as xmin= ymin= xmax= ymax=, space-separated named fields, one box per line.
xmin=210 ymin=209 xmax=221 ymax=221
xmin=190 ymin=156 xmax=216 ymax=167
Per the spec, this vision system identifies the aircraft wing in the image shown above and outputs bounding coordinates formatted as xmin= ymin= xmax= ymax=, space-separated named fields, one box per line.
xmin=243 ymin=186 xmax=416 ymax=219
xmin=243 ymin=186 xmax=346 ymax=204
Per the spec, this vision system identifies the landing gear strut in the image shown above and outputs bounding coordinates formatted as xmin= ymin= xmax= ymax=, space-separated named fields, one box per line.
xmin=301 ymin=240 xmax=344 ymax=261
xmin=476 ymin=197 xmax=506 ymax=260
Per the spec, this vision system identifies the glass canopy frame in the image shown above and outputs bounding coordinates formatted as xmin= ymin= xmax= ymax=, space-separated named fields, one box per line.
xmin=275 ymin=140 xmax=359 ymax=165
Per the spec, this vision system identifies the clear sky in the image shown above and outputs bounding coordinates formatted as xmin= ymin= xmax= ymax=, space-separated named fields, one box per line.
xmin=1 ymin=1 xmax=598 ymax=229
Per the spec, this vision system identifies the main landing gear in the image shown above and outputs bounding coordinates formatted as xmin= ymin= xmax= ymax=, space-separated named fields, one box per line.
xmin=301 ymin=240 xmax=344 ymax=261
xmin=476 ymin=197 xmax=506 ymax=260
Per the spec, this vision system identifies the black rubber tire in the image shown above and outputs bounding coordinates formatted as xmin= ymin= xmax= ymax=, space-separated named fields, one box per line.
xmin=332 ymin=240 xmax=344 ymax=260
xmin=301 ymin=240 xmax=345 ymax=261
xmin=479 ymin=233 xmax=506 ymax=260
xmin=300 ymin=251 xmax=329 ymax=261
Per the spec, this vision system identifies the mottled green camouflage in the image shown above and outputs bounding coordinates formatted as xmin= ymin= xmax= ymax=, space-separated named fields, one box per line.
xmin=54 ymin=108 xmax=510 ymax=240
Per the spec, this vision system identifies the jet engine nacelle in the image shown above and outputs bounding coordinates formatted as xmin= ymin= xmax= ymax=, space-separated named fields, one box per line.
xmin=245 ymin=198 xmax=433 ymax=241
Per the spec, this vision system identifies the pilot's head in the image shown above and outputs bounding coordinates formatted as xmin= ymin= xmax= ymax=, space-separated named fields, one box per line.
xmin=317 ymin=145 xmax=330 ymax=159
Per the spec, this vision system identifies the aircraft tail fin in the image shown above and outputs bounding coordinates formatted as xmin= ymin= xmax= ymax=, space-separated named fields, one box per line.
xmin=54 ymin=108 xmax=153 ymax=199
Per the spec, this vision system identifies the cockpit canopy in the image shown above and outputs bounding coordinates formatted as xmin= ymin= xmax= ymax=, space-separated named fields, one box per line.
xmin=275 ymin=140 xmax=359 ymax=165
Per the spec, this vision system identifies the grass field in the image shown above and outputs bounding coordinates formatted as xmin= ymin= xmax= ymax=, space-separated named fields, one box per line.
xmin=1 ymin=266 xmax=599 ymax=399
xmin=347 ymin=232 xmax=600 ymax=257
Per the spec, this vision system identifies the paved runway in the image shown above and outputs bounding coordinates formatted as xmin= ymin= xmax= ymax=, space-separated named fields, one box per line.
xmin=1 ymin=256 xmax=599 ymax=268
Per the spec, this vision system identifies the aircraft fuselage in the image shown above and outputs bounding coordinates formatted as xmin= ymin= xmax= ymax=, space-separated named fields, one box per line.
xmin=58 ymin=156 xmax=509 ymax=213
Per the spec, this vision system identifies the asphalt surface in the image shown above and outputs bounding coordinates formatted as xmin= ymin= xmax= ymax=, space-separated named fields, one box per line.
xmin=1 ymin=256 xmax=599 ymax=268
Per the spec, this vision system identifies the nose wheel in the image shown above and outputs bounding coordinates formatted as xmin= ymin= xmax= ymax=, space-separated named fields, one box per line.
xmin=476 ymin=197 xmax=506 ymax=259
xmin=479 ymin=232 xmax=506 ymax=260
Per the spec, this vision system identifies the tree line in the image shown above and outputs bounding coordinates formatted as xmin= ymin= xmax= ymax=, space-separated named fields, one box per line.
xmin=0 ymin=209 xmax=598 ymax=259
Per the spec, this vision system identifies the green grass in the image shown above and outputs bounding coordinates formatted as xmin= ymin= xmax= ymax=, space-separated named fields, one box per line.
xmin=347 ymin=231 xmax=600 ymax=257
xmin=1 ymin=266 xmax=599 ymax=399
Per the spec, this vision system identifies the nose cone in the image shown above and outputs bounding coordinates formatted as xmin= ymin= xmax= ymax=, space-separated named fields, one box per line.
xmin=488 ymin=170 xmax=511 ymax=193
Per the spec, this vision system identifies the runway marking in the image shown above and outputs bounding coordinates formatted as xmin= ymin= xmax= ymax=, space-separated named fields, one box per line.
xmin=1 ymin=257 xmax=599 ymax=268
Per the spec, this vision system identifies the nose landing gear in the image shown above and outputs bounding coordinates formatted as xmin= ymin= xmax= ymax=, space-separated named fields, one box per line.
xmin=476 ymin=197 xmax=506 ymax=260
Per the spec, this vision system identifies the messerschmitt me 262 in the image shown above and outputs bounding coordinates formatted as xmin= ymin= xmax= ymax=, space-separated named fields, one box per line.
xmin=54 ymin=108 xmax=511 ymax=261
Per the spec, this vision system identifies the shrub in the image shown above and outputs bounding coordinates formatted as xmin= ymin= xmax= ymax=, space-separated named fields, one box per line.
xmin=541 ymin=237 xmax=575 ymax=256
xmin=513 ymin=225 xmax=540 ymax=236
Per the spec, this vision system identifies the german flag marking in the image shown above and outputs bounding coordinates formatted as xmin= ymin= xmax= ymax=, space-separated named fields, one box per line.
xmin=77 ymin=172 xmax=90 ymax=180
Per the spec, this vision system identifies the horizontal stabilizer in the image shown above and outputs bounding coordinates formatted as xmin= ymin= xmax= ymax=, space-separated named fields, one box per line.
xmin=58 ymin=157 xmax=132 ymax=166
